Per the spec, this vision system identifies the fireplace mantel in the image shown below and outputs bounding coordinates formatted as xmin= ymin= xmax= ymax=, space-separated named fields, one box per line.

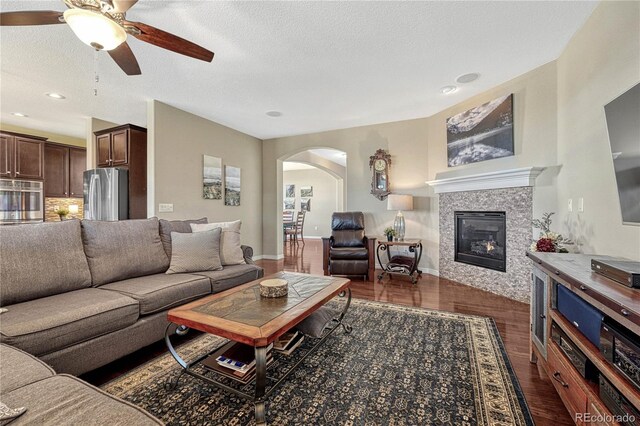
xmin=426 ymin=167 xmax=546 ymax=194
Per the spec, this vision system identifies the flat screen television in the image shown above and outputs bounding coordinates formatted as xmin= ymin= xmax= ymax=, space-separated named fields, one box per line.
xmin=604 ymin=83 xmax=640 ymax=225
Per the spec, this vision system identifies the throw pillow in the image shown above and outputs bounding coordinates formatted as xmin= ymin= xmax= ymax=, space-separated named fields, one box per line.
xmin=0 ymin=401 xmax=26 ymax=425
xmin=166 ymin=228 xmax=223 ymax=274
xmin=191 ymin=220 xmax=245 ymax=265
xmin=159 ymin=217 xmax=208 ymax=258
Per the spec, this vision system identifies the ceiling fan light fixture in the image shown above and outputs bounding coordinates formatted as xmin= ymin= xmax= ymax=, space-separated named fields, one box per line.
xmin=63 ymin=8 xmax=126 ymax=51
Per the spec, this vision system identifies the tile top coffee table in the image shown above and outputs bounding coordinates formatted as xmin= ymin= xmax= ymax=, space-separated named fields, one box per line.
xmin=164 ymin=271 xmax=352 ymax=425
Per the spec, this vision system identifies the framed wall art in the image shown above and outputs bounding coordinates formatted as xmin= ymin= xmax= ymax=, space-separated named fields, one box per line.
xmin=446 ymin=94 xmax=514 ymax=167
xmin=203 ymin=155 xmax=222 ymax=199
xmin=224 ymin=166 xmax=241 ymax=206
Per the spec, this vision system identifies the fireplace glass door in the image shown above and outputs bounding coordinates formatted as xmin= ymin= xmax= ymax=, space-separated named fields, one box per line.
xmin=454 ymin=211 xmax=506 ymax=272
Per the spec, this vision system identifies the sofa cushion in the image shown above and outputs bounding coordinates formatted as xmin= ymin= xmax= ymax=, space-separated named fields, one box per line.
xmin=0 ymin=344 xmax=55 ymax=395
xmin=329 ymin=247 xmax=369 ymax=260
xmin=0 ymin=289 xmax=139 ymax=356
xmin=0 ymin=220 xmax=92 ymax=306
xmin=100 ymin=273 xmax=211 ymax=315
xmin=2 ymin=374 xmax=162 ymax=425
xmin=159 ymin=217 xmax=208 ymax=258
xmin=82 ymin=218 xmax=170 ymax=286
xmin=191 ymin=220 xmax=245 ymax=266
xmin=167 ymin=228 xmax=223 ymax=274
xmin=192 ymin=264 xmax=263 ymax=293
xmin=331 ymin=212 xmax=365 ymax=248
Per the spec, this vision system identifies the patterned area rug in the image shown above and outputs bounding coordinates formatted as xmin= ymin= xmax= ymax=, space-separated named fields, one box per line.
xmin=102 ymin=299 xmax=533 ymax=425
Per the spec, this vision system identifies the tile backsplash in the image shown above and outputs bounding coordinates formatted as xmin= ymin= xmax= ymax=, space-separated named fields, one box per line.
xmin=45 ymin=198 xmax=84 ymax=222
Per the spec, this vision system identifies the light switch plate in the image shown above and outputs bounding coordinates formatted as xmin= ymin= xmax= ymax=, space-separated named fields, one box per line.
xmin=158 ymin=203 xmax=173 ymax=213
xmin=568 ymin=199 xmax=573 ymax=212
xmin=578 ymin=197 xmax=584 ymax=212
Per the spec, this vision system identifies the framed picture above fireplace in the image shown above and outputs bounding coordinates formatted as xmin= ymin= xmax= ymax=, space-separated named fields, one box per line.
xmin=446 ymin=94 xmax=514 ymax=167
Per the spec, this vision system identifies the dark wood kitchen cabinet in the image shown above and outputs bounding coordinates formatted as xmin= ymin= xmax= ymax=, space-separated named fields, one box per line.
xmin=0 ymin=132 xmax=45 ymax=180
xmin=44 ymin=142 xmax=86 ymax=198
xmin=69 ymin=148 xmax=86 ymax=197
xmin=94 ymin=124 xmax=147 ymax=218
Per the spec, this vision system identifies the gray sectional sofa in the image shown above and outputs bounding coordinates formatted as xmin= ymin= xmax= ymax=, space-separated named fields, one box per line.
xmin=0 ymin=343 xmax=162 ymax=425
xmin=0 ymin=217 xmax=263 ymax=376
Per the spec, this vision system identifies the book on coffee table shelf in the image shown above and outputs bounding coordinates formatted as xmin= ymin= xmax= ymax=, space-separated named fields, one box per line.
xmin=202 ymin=341 xmax=273 ymax=384
xmin=274 ymin=331 xmax=305 ymax=356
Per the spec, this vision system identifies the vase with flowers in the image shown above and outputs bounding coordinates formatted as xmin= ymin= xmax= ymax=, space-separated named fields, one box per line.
xmin=530 ymin=212 xmax=573 ymax=253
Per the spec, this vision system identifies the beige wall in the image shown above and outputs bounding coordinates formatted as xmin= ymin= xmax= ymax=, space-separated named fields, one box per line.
xmin=263 ymin=117 xmax=433 ymax=266
xmin=283 ymin=167 xmax=341 ymax=238
xmin=556 ymin=1 xmax=640 ymax=260
xmin=149 ymin=101 xmax=263 ymax=257
xmin=0 ymin=123 xmax=86 ymax=147
xmin=263 ymin=62 xmax=559 ymax=273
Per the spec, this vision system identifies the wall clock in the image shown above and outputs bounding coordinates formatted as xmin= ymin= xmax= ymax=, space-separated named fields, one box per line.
xmin=369 ymin=149 xmax=391 ymax=200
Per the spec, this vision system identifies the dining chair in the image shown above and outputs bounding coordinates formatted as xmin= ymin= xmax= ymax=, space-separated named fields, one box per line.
xmin=285 ymin=211 xmax=306 ymax=245
xmin=283 ymin=210 xmax=295 ymax=244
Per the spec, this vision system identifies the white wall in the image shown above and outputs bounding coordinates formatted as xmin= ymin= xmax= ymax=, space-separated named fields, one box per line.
xmin=283 ymin=167 xmax=341 ymax=238
xmin=149 ymin=100 xmax=263 ymax=256
xmin=556 ymin=1 xmax=640 ymax=259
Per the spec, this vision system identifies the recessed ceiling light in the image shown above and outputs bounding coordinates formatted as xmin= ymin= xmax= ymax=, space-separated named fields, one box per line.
xmin=266 ymin=111 xmax=283 ymax=117
xmin=456 ymin=73 xmax=480 ymax=84
xmin=11 ymin=112 xmax=28 ymax=117
xmin=46 ymin=92 xmax=66 ymax=100
xmin=441 ymin=86 xmax=458 ymax=94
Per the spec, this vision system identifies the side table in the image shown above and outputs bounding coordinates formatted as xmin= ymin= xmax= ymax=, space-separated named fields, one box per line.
xmin=376 ymin=238 xmax=423 ymax=284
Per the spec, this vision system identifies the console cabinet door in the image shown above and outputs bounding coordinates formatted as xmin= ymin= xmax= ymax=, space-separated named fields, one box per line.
xmin=531 ymin=266 xmax=549 ymax=359
xmin=0 ymin=134 xmax=12 ymax=178
xmin=69 ymin=148 xmax=86 ymax=198
xmin=14 ymin=137 xmax=44 ymax=179
xmin=110 ymin=129 xmax=128 ymax=166
xmin=44 ymin=144 xmax=69 ymax=197
xmin=96 ymin=133 xmax=112 ymax=167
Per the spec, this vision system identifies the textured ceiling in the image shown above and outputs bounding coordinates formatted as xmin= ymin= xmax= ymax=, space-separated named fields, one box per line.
xmin=0 ymin=0 xmax=598 ymax=140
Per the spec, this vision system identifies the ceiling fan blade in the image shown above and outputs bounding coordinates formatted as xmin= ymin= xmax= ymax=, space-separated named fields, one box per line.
xmin=0 ymin=11 xmax=64 ymax=26
xmin=125 ymin=21 xmax=214 ymax=62
xmin=112 ymin=0 xmax=139 ymax=13
xmin=108 ymin=42 xmax=141 ymax=75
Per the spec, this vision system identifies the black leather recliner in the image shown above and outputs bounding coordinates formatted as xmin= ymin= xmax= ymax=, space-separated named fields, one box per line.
xmin=322 ymin=212 xmax=376 ymax=281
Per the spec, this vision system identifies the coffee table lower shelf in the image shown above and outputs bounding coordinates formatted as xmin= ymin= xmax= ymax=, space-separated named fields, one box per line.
xmin=164 ymin=289 xmax=353 ymax=425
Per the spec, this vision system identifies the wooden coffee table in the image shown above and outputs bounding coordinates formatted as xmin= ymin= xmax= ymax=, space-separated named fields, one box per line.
xmin=164 ymin=272 xmax=352 ymax=425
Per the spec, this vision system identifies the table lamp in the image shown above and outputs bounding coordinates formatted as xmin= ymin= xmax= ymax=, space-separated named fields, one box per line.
xmin=387 ymin=194 xmax=413 ymax=241
xmin=69 ymin=204 xmax=79 ymax=216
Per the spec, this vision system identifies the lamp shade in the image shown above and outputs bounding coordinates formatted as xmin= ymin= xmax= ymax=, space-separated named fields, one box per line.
xmin=64 ymin=9 xmax=127 ymax=51
xmin=387 ymin=194 xmax=413 ymax=211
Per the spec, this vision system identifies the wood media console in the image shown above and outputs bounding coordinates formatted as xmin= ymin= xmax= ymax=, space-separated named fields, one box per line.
xmin=527 ymin=252 xmax=640 ymax=425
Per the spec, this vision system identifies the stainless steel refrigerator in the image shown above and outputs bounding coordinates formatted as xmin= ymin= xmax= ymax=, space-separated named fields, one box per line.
xmin=83 ymin=168 xmax=128 ymax=221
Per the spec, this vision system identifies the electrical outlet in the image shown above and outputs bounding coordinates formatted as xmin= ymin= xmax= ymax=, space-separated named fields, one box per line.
xmin=567 ymin=199 xmax=573 ymax=212
xmin=158 ymin=203 xmax=173 ymax=213
xmin=578 ymin=197 xmax=584 ymax=212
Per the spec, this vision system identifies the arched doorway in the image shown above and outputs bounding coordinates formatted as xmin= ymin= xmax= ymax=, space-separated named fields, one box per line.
xmin=278 ymin=148 xmax=347 ymax=254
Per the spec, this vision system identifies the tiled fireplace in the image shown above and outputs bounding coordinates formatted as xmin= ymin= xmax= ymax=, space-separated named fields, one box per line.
xmin=428 ymin=167 xmax=544 ymax=303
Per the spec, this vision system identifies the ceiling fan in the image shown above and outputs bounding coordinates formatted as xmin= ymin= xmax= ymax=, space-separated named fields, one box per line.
xmin=0 ymin=0 xmax=214 ymax=75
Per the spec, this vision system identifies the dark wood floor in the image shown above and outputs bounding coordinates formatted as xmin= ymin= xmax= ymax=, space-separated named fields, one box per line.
xmin=84 ymin=239 xmax=572 ymax=425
